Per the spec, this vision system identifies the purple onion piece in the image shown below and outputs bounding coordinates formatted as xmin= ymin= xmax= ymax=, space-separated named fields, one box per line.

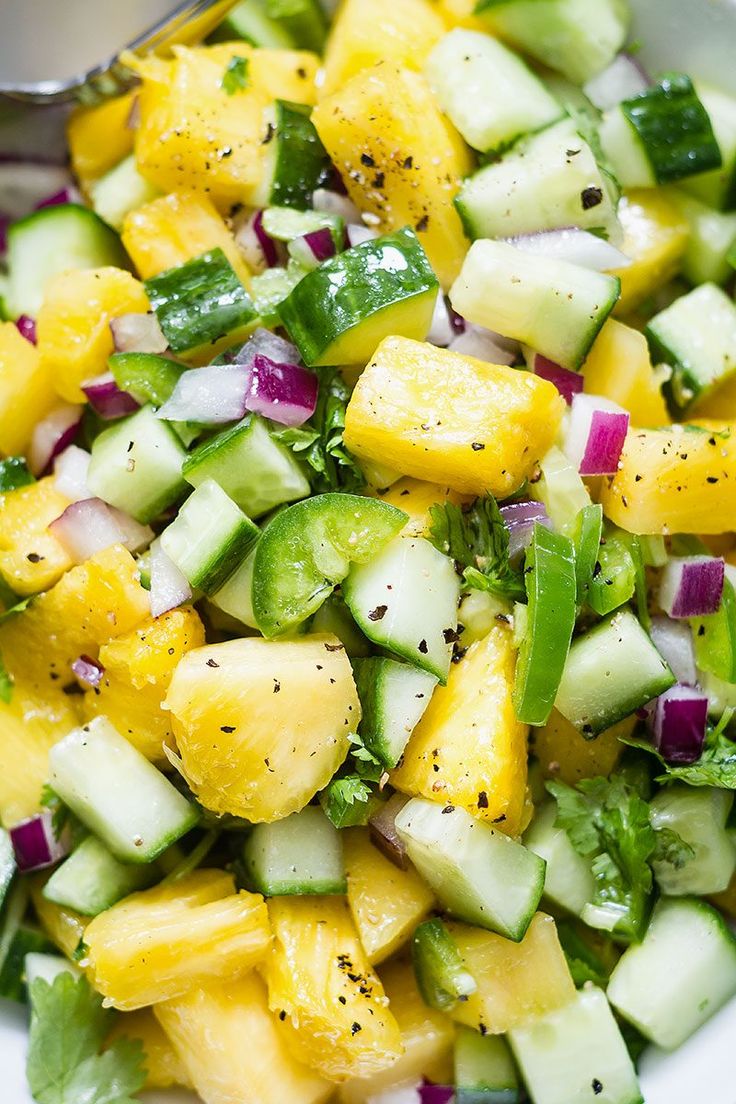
xmin=49 ymin=498 xmax=130 ymax=563
xmin=500 ymin=500 xmax=552 ymax=558
xmin=303 ymin=227 xmax=337 ymax=262
xmin=71 ymin=654 xmax=105 ymax=688
xmin=15 ymin=314 xmax=36 ymax=344
xmin=649 ymin=616 xmax=697 ymax=687
xmin=235 ymin=328 xmax=301 ymax=372
xmin=246 ymin=353 xmax=318 ymax=427
xmin=659 ymin=556 xmax=725 ymax=619
xmin=10 ymin=812 xmax=68 ymax=872
xmin=653 ymin=685 xmax=708 ymax=765
xmin=29 ymin=404 xmax=83 ymax=476
xmin=579 ymin=410 xmax=629 ymax=476
xmin=448 ymin=306 xmax=466 ymax=336
xmin=369 ymin=793 xmax=410 ymax=870
xmin=419 ymin=1083 xmax=454 ymax=1104
xmin=533 ymin=354 xmax=583 ymax=405
xmin=35 ymin=186 xmax=78 ymax=210
xmin=253 ymin=209 xmax=280 ymax=268
xmin=82 ymin=372 xmax=140 ymax=419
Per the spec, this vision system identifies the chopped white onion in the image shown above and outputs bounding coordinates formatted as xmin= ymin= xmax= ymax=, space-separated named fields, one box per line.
xmin=505 ymin=228 xmax=631 ymax=271
xmin=584 ymin=53 xmax=650 ymax=111
xmin=448 ymin=324 xmax=518 ymax=366
xmin=149 ymin=540 xmax=192 ymax=618
xmin=49 ymin=498 xmax=153 ymax=563
xmin=346 ymin=223 xmax=379 ymax=248
xmin=110 ymin=312 xmax=168 ymax=354
xmin=156 ymin=365 xmax=249 ymax=424
xmin=53 ymin=445 xmax=92 ymax=502
xmin=563 ymin=393 xmax=629 ymax=476
xmin=29 ymin=403 xmax=83 ymax=475
xmin=312 ymin=187 xmax=361 ymax=223
xmin=650 ymin=615 xmax=697 ymax=687
xmin=367 ymin=1084 xmax=422 ymax=1104
xmin=427 ymin=292 xmax=455 ymax=348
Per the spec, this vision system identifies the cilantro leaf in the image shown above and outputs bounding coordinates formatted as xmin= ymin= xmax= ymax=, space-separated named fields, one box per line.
xmin=27 ymin=973 xmax=146 ymax=1104
xmin=622 ymin=710 xmax=736 ymax=788
xmin=40 ymin=785 xmax=85 ymax=848
xmin=273 ymin=369 xmax=365 ymax=493
xmin=221 ymin=55 xmax=250 ymax=95
xmin=428 ymin=496 xmax=525 ymax=601
xmin=321 ymin=775 xmax=373 ymax=828
xmin=555 ymin=919 xmax=616 ymax=989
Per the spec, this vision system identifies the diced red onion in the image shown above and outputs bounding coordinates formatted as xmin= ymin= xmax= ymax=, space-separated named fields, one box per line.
xmin=427 ymin=292 xmax=455 ymax=348
xmin=659 ymin=556 xmax=725 ymax=619
xmin=505 ymin=228 xmax=631 ymax=272
xmin=653 ymin=685 xmax=708 ymax=765
xmin=237 ymin=327 xmax=301 ymax=372
xmin=71 ymin=654 xmax=105 ymax=688
xmin=500 ymin=501 xmax=552 ymax=558
xmin=246 ymin=353 xmax=318 ymax=427
xmin=533 ymin=353 xmax=584 ymax=405
xmin=584 ymin=53 xmax=650 ymax=111
xmin=156 ymin=364 xmax=249 ymax=424
xmin=149 ymin=540 xmax=192 ymax=618
xmin=289 ymin=227 xmax=337 ymax=270
xmin=29 ymin=403 xmax=82 ymax=476
xmin=35 ymin=186 xmax=81 ymax=211
xmin=110 ymin=312 xmax=168 ymax=355
xmin=448 ymin=306 xmax=466 ymax=336
xmin=650 ymin=616 xmax=697 ymax=687
xmin=235 ymin=209 xmax=282 ymax=272
xmin=313 ymin=187 xmax=361 ymax=223
xmin=346 ymin=223 xmax=379 ymax=248
xmin=15 ymin=315 xmax=36 ymax=344
xmin=564 ymin=393 xmax=629 ymax=476
xmin=448 ymin=324 xmax=518 ymax=366
xmin=369 ymin=794 xmax=410 ymax=870
xmin=50 ymin=498 xmax=153 ymax=562
xmin=10 ymin=812 xmax=68 ymax=872
xmin=82 ymin=372 xmax=140 ymax=420
xmin=53 ymin=445 xmax=92 ymax=502
xmin=0 ymin=162 xmax=72 ymax=219
xmin=419 ymin=1084 xmax=454 ymax=1104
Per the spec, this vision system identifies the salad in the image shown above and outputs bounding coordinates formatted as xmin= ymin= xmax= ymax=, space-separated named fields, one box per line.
xmin=1 ymin=0 xmax=736 ymax=1102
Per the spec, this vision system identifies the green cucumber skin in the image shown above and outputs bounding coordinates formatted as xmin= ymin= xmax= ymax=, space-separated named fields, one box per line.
xmin=412 ymin=917 xmax=475 ymax=1011
xmin=269 ymin=100 xmax=330 ymax=209
xmin=268 ymin=0 xmax=327 ymax=52
xmin=42 ymin=835 xmax=157 ymax=917
xmin=108 ymin=352 xmax=185 ymax=408
xmin=278 ymin=227 xmax=439 ymax=366
xmin=145 ymin=247 xmax=257 ymax=354
xmin=623 ymin=74 xmax=723 ymax=185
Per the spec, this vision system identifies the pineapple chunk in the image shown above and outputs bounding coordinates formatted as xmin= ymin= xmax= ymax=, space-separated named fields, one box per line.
xmin=67 ymin=93 xmax=136 ymax=186
xmin=711 ymin=870 xmax=736 ymax=920
xmin=0 ymin=322 xmax=57 ymax=456
xmin=392 ymin=625 xmax=528 ymax=835
xmin=611 ymin=191 xmax=689 ymax=316
xmin=84 ymin=607 xmax=205 ymax=762
xmin=583 ymin=319 xmax=669 ymax=428
xmin=155 ymin=973 xmax=331 ymax=1104
xmin=339 ymin=957 xmax=455 ymax=1103
xmin=694 ymin=372 xmax=736 ymax=421
xmin=84 ymin=870 xmax=271 ymax=1010
xmin=0 ymin=477 xmax=72 ymax=596
xmin=321 ymin=0 xmax=446 ymax=97
xmin=600 ymin=421 xmax=736 ymax=534
xmin=449 ymin=914 xmax=575 ymax=1034
xmin=435 ymin=0 xmax=489 ymax=29
xmin=122 ymin=190 xmax=252 ymax=286
xmin=344 ymin=337 xmax=563 ymax=498
xmin=132 ymin=44 xmax=319 ymax=210
xmin=531 ymin=708 xmax=632 ymax=786
xmin=30 ymin=879 xmax=88 ymax=958
xmin=344 ymin=828 xmax=435 ymax=964
xmin=313 ymin=65 xmax=472 ymax=288
xmin=0 ymin=699 xmax=76 ymax=826
xmin=165 ymin=635 xmax=359 ymax=822
xmin=376 ymin=477 xmax=471 ymax=538
xmin=37 ymin=267 xmax=150 ymax=403
xmin=106 ymin=1009 xmax=193 ymax=1090
xmin=262 ymin=896 xmax=403 ymax=1080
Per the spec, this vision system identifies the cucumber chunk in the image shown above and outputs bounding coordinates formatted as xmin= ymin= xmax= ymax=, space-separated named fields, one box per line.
xmin=509 ymin=986 xmax=643 ymax=1104
xmin=672 ymin=189 xmax=736 ymax=286
xmin=645 ymin=282 xmax=736 ymax=413
xmin=354 ymin=657 xmax=438 ymax=768
xmin=395 ymin=798 xmax=546 ymax=942
xmin=455 ymin=1027 xmax=521 ymax=1104
xmin=90 ymin=154 xmax=161 ymax=232
xmin=87 ymin=404 xmax=187 ymax=524
xmin=0 ymin=926 xmax=54 ymax=1001
xmin=243 ymin=806 xmax=345 ymax=896
xmin=450 ymin=240 xmax=620 ymax=371
xmin=251 ymin=493 xmax=407 ymax=637
xmin=6 ymin=203 xmax=128 ymax=318
xmin=256 ymin=100 xmax=330 ymax=210
xmin=208 ymin=0 xmax=296 ymax=47
xmin=524 ymin=801 xmax=594 ymax=917
xmin=587 ymin=529 xmax=637 ymax=617
xmin=425 ymin=29 xmax=561 ymax=154
xmin=608 ymin=897 xmax=736 ymax=1050
xmin=49 ymin=717 xmax=200 ymax=864
xmin=649 ymin=786 xmax=735 ymax=896
xmin=262 ymin=206 xmax=343 ymax=245
xmin=210 ymin=546 xmax=258 ymax=629
xmin=160 ymin=480 xmax=259 ymax=595
xmin=554 ymin=609 xmax=675 ymax=736
xmin=42 ymin=835 xmax=158 ymax=917
xmin=182 ymin=413 xmax=310 ymax=518
xmin=344 ymin=536 xmax=460 ymax=683
xmin=412 ymin=917 xmax=477 ymax=1011
xmin=25 ymin=953 xmax=80 ymax=988
xmin=279 ymin=227 xmax=438 ymax=366
xmin=680 ymin=84 xmax=736 ymax=210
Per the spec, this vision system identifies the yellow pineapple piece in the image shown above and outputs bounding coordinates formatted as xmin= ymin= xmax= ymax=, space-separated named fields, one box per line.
xmin=313 ymin=65 xmax=472 ymax=288
xmin=85 ymin=607 xmax=205 ymax=762
xmin=600 ymin=420 xmax=736 ymax=534
xmin=711 ymin=870 xmax=736 ymax=920
xmin=67 ymin=93 xmax=136 ymax=186
xmin=262 ymin=895 xmax=403 ymax=1080
xmin=694 ymin=371 xmax=736 ymax=421
xmin=31 ymin=879 xmax=88 ymax=958
xmin=0 ymin=322 xmax=57 ymax=456
xmin=132 ymin=44 xmax=318 ymax=210
xmin=165 ymin=635 xmax=359 ymax=822
xmin=376 ymin=477 xmax=472 ymax=538
xmin=344 ymin=828 xmax=435 ymax=964
xmin=611 ymin=191 xmax=689 ymax=316
xmin=0 ymin=477 xmax=72 ymax=596
xmin=122 ymin=190 xmax=252 ymax=286
xmin=37 ymin=267 xmax=150 ymax=403
xmin=434 ymin=0 xmax=488 ymax=29
xmin=583 ymin=319 xmax=669 ymax=428
xmin=106 ymin=1009 xmax=193 ymax=1090
xmin=531 ymin=708 xmax=632 ymax=786
xmin=84 ymin=870 xmax=271 ymax=1010
xmin=339 ymin=957 xmax=455 ymax=1103
xmin=322 ymin=0 xmax=446 ymax=97
xmin=345 ymin=337 xmax=563 ymax=498
xmin=155 ymin=973 xmax=331 ymax=1104
xmin=0 ymin=699 xmax=76 ymax=826
xmin=449 ymin=914 xmax=575 ymax=1034
xmin=392 ymin=624 xmax=528 ymax=835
